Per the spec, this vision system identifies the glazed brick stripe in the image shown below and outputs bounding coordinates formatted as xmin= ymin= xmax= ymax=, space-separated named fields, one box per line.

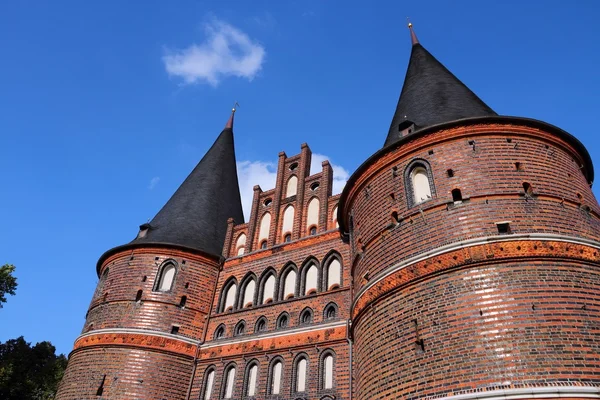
xmin=199 ymin=324 xmax=347 ymax=360
xmin=353 ymin=239 xmax=600 ymax=322
xmin=190 ymin=341 xmax=350 ymax=400
xmin=353 ymin=258 xmax=600 ymax=400
xmin=73 ymin=332 xmax=197 ymax=358
xmin=56 ymin=346 xmax=193 ymax=400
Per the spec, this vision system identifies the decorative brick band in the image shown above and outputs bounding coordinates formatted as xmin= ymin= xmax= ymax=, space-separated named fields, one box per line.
xmin=433 ymin=385 xmax=600 ymax=400
xmin=73 ymin=329 xmax=199 ymax=358
xmin=352 ymin=234 xmax=600 ymax=322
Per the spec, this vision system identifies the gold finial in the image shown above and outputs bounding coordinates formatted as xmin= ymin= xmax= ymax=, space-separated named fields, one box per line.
xmin=407 ymin=17 xmax=412 ymax=29
xmin=232 ymin=101 xmax=240 ymax=113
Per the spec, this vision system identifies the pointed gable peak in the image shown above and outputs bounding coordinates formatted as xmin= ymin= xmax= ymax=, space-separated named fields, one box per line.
xmin=129 ymin=111 xmax=245 ymax=257
xmin=383 ymin=28 xmax=497 ymax=147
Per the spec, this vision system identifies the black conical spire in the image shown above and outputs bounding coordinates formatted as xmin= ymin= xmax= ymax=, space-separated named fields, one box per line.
xmin=131 ymin=108 xmax=244 ymax=257
xmin=383 ymin=24 xmax=497 ymax=147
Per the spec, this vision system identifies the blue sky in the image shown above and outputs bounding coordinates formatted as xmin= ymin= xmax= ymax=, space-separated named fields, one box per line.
xmin=1 ymin=1 xmax=599 ymax=355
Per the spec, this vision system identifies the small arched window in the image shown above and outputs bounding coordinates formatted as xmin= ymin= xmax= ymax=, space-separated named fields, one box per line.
xmin=321 ymin=352 xmax=335 ymax=390
xmin=155 ymin=262 xmax=176 ymax=292
xmin=202 ymin=367 xmax=215 ymax=400
xmin=214 ymin=325 xmax=225 ymax=340
xmin=222 ymin=364 xmax=236 ymax=399
xmin=309 ymin=226 xmax=317 ymax=235
xmin=235 ymin=233 xmax=246 ymax=256
xmin=304 ymin=264 xmax=318 ymax=295
xmin=282 ymin=206 xmax=295 ymax=238
xmin=234 ymin=321 xmax=245 ymax=336
xmin=332 ymin=205 xmax=339 ymax=228
xmin=269 ymin=360 xmax=283 ymax=395
xmin=411 ymin=167 xmax=432 ymax=204
xmin=324 ymin=303 xmax=338 ymax=320
xmin=307 ymin=197 xmax=320 ymax=232
xmin=300 ymin=308 xmax=313 ymax=324
xmin=241 ymin=278 xmax=256 ymax=309
xmin=258 ymin=212 xmax=271 ymax=244
xmin=255 ymin=317 xmax=267 ymax=333
xmin=245 ymin=362 xmax=259 ymax=397
xmin=261 ymin=274 xmax=276 ymax=304
xmin=222 ymin=280 xmax=237 ymax=312
xmin=284 ymin=233 xmax=292 ymax=242
xmin=277 ymin=313 xmax=289 ymax=329
xmin=325 ymin=258 xmax=341 ymax=290
xmin=295 ymin=356 xmax=308 ymax=393
xmin=282 ymin=268 xmax=297 ymax=300
xmin=286 ymin=175 xmax=298 ymax=197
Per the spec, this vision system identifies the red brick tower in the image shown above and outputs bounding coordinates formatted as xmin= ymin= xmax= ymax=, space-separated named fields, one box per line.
xmin=56 ymin=111 xmax=245 ymax=399
xmin=337 ymin=25 xmax=600 ymax=400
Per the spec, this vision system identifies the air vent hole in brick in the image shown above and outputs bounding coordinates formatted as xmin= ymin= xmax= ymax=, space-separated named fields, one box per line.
xmin=496 ymin=222 xmax=511 ymax=234
xmin=264 ymin=198 xmax=272 ymax=207
xmin=391 ymin=211 xmax=400 ymax=225
xmin=515 ymin=162 xmax=523 ymax=171
xmin=171 ymin=325 xmax=180 ymax=335
xmin=428 ymin=149 xmax=434 ymax=155
xmin=577 ymin=193 xmax=583 ymax=200
xmin=447 ymin=169 xmax=454 ymax=177
xmin=523 ymin=182 xmax=533 ymax=196
xmin=179 ymin=296 xmax=187 ymax=308
xmin=389 ymin=192 xmax=395 ymax=200
xmin=185 ymin=282 xmax=190 ymax=289
xmin=135 ymin=290 xmax=142 ymax=302
xmin=506 ymin=138 xmax=512 ymax=143
xmin=289 ymin=162 xmax=298 ymax=171
xmin=310 ymin=182 xmax=320 ymax=191
xmin=155 ymin=257 xmax=159 ymax=261
xmin=142 ymin=276 xmax=147 ymax=282
xmin=451 ymin=189 xmax=462 ymax=203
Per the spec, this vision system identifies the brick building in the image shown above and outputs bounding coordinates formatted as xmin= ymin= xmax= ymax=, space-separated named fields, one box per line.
xmin=57 ymin=25 xmax=600 ymax=400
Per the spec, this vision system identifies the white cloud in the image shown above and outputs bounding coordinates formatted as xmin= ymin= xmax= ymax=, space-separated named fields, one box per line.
xmin=148 ymin=177 xmax=160 ymax=190
xmin=163 ymin=18 xmax=266 ymax=86
xmin=236 ymin=153 xmax=349 ymax=220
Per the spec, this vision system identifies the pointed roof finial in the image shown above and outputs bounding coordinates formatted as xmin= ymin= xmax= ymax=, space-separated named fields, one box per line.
xmin=407 ymin=18 xmax=419 ymax=46
xmin=225 ymin=101 xmax=239 ymax=129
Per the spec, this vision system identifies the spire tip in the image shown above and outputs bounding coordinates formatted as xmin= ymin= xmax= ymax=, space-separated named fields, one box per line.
xmin=407 ymin=19 xmax=419 ymax=46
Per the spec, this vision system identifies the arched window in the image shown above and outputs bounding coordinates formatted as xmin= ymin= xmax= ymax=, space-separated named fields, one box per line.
xmin=332 ymin=205 xmax=338 ymax=228
xmin=221 ymin=279 xmax=238 ymax=312
xmin=294 ymin=356 xmax=308 ymax=393
xmin=277 ymin=312 xmax=289 ymax=329
xmin=282 ymin=206 xmax=295 ymax=238
xmin=282 ymin=267 xmax=297 ymax=300
xmin=321 ymin=352 xmax=335 ymax=390
xmin=269 ymin=359 xmax=283 ymax=395
xmin=244 ymin=361 xmax=259 ymax=397
xmin=221 ymin=364 xmax=236 ymax=399
xmin=286 ymin=175 xmax=298 ymax=197
xmin=155 ymin=261 xmax=177 ymax=292
xmin=235 ymin=233 xmax=246 ymax=256
xmin=234 ymin=321 xmax=245 ymax=336
xmin=255 ymin=317 xmax=268 ymax=333
xmin=300 ymin=308 xmax=313 ymax=324
xmin=324 ymin=303 xmax=338 ymax=320
xmin=240 ymin=276 xmax=256 ymax=309
xmin=325 ymin=258 xmax=341 ymax=290
xmin=258 ymin=213 xmax=271 ymax=244
xmin=261 ymin=274 xmax=276 ymax=304
xmin=214 ymin=324 xmax=225 ymax=340
xmin=284 ymin=233 xmax=292 ymax=242
xmin=411 ymin=167 xmax=431 ymax=204
xmin=202 ymin=367 xmax=216 ymax=400
xmin=304 ymin=263 xmax=318 ymax=295
xmin=306 ymin=197 xmax=320 ymax=233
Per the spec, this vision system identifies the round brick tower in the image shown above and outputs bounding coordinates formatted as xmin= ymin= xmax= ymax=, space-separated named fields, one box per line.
xmin=338 ymin=26 xmax=600 ymax=400
xmin=56 ymin=112 xmax=245 ymax=399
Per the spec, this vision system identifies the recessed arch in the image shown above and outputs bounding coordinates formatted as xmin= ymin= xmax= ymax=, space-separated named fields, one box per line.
xmin=293 ymin=352 xmax=310 ymax=394
xmin=221 ymin=362 xmax=237 ymax=399
xmin=323 ymin=251 xmax=342 ymax=290
xmin=255 ymin=316 xmax=268 ymax=333
xmin=258 ymin=212 xmax=271 ymax=244
xmin=214 ymin=324 xmax=226 ymax=340
xmin=332 ymin=205 xmax=338 ymax=229
xmin=276 ymin=312 xmax=290 ymax=329
xmin=324 ymin=302 xmax=339 ymax=320
xmin=306 ymin=197 xmax=320 ymax=233
xmin=154 ymin=260 xmax=177 ymax=292
xmin=238 ymin=273 xmax=257 ymax=309
xmin=234 ymin=320 xmax=246 ymax=337
xmin=404 ymin=159 xmax=436 ymax=208
xmin=235 ymin=233 xmax=247 ymax=256
xmin=320 ymin=350 xmax=336 ymax=390
xmin=286 ymin=175 xmax=298 ymax=197
xmin=258 ymin=268 xmax=278 ymax=305
xmin=201 ymin=365 xmax=216 ymax=400
xmin=300 ymin=257 xmax=321 ymax=296
xmin=268 ymin=356 xmax=284 ymax=395
xmin=281 ymin=205 xmax=295 ymax=238
xmin=279 ymin=262 xmax=298 ymax=300
xmin=299 ymin=307 xmax=313 ymax=325
xmin=243 ymin=359 xmax=260 ymax=397
xmin=219 ymin=277 xmax=238 ymax=313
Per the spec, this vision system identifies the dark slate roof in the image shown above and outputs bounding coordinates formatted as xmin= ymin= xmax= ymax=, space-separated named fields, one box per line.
xmin=384 ymin=42 xmax=497 ymax=147
xmin=129 ymin=116 xmax=244 ymax=258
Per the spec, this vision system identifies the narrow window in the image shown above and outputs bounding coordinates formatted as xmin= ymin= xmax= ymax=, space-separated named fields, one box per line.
xmin=296 ymin=358 xmax=307 ymax=393
xmin=260 ymin=240 xmax=267 ymax=249
xmin=300 ymin=308 xmax=313 ymax=324
xmin=171 ymin=325 xmax=179 ymax=335
xmin=235 ymin=233 xmax=246 ymax=256
xmin=224 ymin=283 xmax=237 ymax=312
xmin=246 ymin=364 xmax=258 ymax=397
xmin=284 ymin=233 xmax=292 ymax=242
xmin=323 ymin=354 xmax=334 ymax=389
xmin=326 ymin=259 xmax=341 ymax=290
xmin=306 ymin=197 xmax=320 ymax=232
xmin=271 ymin=361 xmax=283 ymax=394
xmin=255 ymin=318 xmax=267 ymax=333
xmin=242 ymin=279 xmax=256 ymax=308
xmin=496 ymin=221 xmax=511 ymax=234
xmin=515 ymin=162 xmax=522 ymax=171
xmin=411 ymin=167 xmax=432 ymax=204
xmin=215 ymin=325 xmax=225 ymax=339
xmin=203 ymin=369 xmax=215 ymax=400
xmin=286 ymin=175 xmax=298 ymax=197
xmin=282 ymin=206 xmax=295 ymax=238
xmin=223 ymin=366 xmax=236 ymax=399
xmin=277 ymin=313 xmax=289 ymax=329
xmin=332 ymin=205 xmax=338 ymax=228
xmin=258 ymin=212 xmax=271 ymax=244
xmin=156 ymin=262 xmax=176 ymax=292
xmin=262 ymin=274 xmax=276 ymax=304
xmin=325 ymin=304 xmax=337 ymax=320
xmin=309 ymin=226 xmax=317 ymax=235
xmin=283 ymin=269 xmax=297 ymax=299
xmin=304 ymin=264 xmax=318 ymax=295
xmin=452 ymin=189 xmax=463 ymax=203
xmin=234 ymin=321 xmax=245 ymax=336
xmin=447 ymin=169 xmax=454 ymax=177
xmin=135 ymin=290 xmax=143 ymax=302
xmin=179 ymin=295 xmax=187 ymax=308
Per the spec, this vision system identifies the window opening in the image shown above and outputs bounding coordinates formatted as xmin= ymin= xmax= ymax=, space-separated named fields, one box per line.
xmin=452 ymin=189 xmax=463 ymax=203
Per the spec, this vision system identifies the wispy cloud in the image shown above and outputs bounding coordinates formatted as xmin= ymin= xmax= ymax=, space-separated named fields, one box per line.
xmin=163 ymin=18 xmax=266 ymax=86
xmin=148 ymin=177 xmax=160 ymax=190
xmin=236 ymin=154 xmax=348 ymax=220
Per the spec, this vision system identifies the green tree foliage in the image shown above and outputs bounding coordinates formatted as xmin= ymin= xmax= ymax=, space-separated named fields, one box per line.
xmin=0 ymin=264 xmax=17 ymax=308
xmin=0 ymin=336 xmax=67 ymax=400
